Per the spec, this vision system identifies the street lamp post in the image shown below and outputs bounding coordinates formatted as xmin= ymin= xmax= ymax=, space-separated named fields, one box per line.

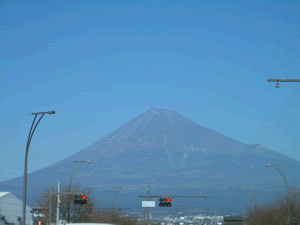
xmin=67 ymin=161 xmax=91 ymax=223
xmin=267 ymin=80 xmax=299 ymax=223
xmin=22 ymin=111 xmax=55 ymax=225
xmin=237 ymin=186 xmax=254 ymax=210
xmin=267 ymin=78 xmax=300 ymax=88
xmin=266 ymin=165 xmax=289 ymax=197
xmin=173 ymin=205 xmax=184 ymax=224
xmin=68 ymin=161 xmax=92 ymax=189
xmin=253 ymin=199 xmax=262 ymax=207
xmin=267 ymin=164 xmax=293 ymax=223
xmin=111 ymin=187 xmax=127 ymax=210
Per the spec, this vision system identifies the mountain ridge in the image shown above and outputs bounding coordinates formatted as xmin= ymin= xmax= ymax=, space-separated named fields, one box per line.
xmin=1 ymin=108 xmax=300 ymax=215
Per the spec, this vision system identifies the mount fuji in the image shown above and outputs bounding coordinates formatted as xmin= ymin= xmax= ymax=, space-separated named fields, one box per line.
xmin=1 ymin=108 xmax=300 ymax=215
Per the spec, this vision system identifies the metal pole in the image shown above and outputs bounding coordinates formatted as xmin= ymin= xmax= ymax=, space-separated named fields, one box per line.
xmin=173 ymin=206 xmax=183 ymax=224
xmin=238 ymin=186 xmax=254 ymax=210
xmin=41 ymin=189 xmax=82 ymax=225
xmin=279 ymin=166 xmax=294 ymax=224
xmin=111 ymin=187 xmax=126 ymax=211
xmin=57 ymin=181 xmax=60 ymax=225
xmin=147 ymin=185 xmax=150 ymax=225
xmin=267 ymin=165 xmax=289 ymax=197
xmin=68 ymin=162 xmax=80 ymax=223
xmin=173 ymin=209 xmax=177 ymax=224
xmin=50 ymin=182 xmax=52 ymax=225
xmin=111 ymin=189 xmax=121 ymax=209
xmin=68 ymin=162 xmax=79 ymax=223
xmin=40 ymin=192 xmax=80 ymax=225
xmin=23 ymin=114 xmax=45 ymax=225
xmin=279 ymin=166 xmax=290 ymax=197
xmin=247 ymin=189 xmax=255 ymax=210
xmin=67 ymin=161 xmax=91 ymax=223
xmin=267 ymin=165 xmax=294 ymax=223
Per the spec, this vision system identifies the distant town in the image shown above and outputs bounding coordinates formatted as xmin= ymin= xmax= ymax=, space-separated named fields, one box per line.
xmin=124 ymin=211 xmax=241 ymax=225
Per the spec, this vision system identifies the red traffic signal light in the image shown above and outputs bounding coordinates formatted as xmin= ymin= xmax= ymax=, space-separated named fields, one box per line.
xmin=159 ymin=197 xmax=172 ymax=207
xmin=74 ymin=194 xmax=88 ymax=205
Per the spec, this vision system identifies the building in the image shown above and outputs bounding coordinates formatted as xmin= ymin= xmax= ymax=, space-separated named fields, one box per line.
xmin=0 ymin=192 xmax=32 ymax=225
xmin=223 ymin=216 xmax=244 ymax=225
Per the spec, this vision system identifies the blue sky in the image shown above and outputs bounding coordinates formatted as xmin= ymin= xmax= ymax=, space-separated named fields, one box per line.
xmin=0 ymin=0 xmax=299 ymax=182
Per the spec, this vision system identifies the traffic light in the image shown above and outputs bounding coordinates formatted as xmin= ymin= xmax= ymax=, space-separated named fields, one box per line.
xmin=159 ymin=197 xmax=172 ymax=207
xmin=74 ymin=194 xmax=88 ymax=205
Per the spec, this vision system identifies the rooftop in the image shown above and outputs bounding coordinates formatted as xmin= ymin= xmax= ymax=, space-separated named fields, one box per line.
xmin=0 ymin=192 xmax=10 ymax=198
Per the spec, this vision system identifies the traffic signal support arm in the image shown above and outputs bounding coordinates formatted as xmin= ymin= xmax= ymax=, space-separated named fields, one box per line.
xmin=40 ymin=192 xmax=83 ymax=195
xmin=138 ymin=196 xmax=210 ymax=200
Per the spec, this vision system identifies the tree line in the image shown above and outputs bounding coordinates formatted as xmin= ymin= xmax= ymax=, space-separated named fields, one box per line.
xmin=34 ymin=181 xmax=161 ymax=225
xmin=244 ymin=187 xmax=300 ymax=225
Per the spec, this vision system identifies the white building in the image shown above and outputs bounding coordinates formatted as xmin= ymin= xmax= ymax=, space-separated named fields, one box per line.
xmin=0 ymin=192 xmax=32 ymax=225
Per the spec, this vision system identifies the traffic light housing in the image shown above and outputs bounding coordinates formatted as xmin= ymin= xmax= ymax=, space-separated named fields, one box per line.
xmin=74 ymin=194 xmax=88 ymax=205
xmin=159 ymin=197 xmax=172 ymax=207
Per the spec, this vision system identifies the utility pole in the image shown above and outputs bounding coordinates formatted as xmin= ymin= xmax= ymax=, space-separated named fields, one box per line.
xmin=173 ymin=205 xmax=184 ymax=224
xmin=147 ymin=185 xmax=150 ymax=225
xmin=56 ymin=181 xmax=60 ymax=225
xmin=41 ymin=188 xmax=83 ymax=224
xmin=111 ymin=187 xmax=127 ymax=211
xmin=238 ymin=186 xmax=254 ymax=210
xmin=50 ymin=182 xmax=52 ymax=225
xmin=267 ymin=78 xmax=300 ymax=88
xmin=138 ymin=186 xmax=210 ymax=225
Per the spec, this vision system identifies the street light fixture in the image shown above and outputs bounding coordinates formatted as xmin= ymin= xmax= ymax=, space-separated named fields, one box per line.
xmin=267 ymin=79 xmax=300 ymax=88
xmin=30 ymin=111 xmax=56 ymax=115
xmin=67 ymin=160 xmax=91 ymax=223
xmin=23 ymin=111 xmax=55 ymax=225
xmin=111 ymin=187 xmax=127 ymax=210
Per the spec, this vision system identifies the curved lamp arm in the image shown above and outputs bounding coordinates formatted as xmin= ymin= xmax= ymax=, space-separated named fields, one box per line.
xmin=275 ymin=166 xmax=290 ymax=197
xmin=23 ymin=112 xmax=52 ymax=225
